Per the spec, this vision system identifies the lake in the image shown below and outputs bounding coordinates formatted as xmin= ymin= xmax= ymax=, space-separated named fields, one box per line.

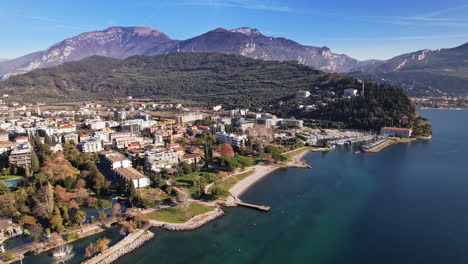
xmin=25 ymin=109 xmax=468 ymax=264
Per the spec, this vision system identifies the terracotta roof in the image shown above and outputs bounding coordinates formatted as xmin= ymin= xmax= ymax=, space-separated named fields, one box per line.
xmin=182 ymin=154 xmax=201 ymax=159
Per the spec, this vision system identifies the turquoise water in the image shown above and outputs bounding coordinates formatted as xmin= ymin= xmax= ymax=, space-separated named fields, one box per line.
xmin=1 ymin=177 xmax=23 ymax=187
xmin=24 ymin=109 xmax=468 ymax=264
xmin=21 ymin=226 xmax=122 ymax=264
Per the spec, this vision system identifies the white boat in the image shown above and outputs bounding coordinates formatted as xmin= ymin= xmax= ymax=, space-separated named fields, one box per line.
xmin=52 ymin=242 xmax=74 ymax=263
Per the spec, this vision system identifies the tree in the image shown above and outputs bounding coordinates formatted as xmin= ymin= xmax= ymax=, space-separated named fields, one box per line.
xmin=193 ymin=176 xmax=206 ymax=199
xmin=264 ymin=145 xmax=282 ymax=155
xmin=220 ymin=143 xmax=235 ymax=157
xmin=128 ymin=181 xmax=140 ymax=207
xmin=50 ymin=206 xmax=63 ymax=232
xmin=85 ymin=238 xmax=111 ymax=258
xmin=210 ymin=184 xmax=229 ymax=200
xmin=176 ymin=190 xmax=189 ymax=209
xmin=111 ymin=203 xmax=121 ymax=217
xmin=31 ymin=148 xmax=40 ymax=173
xmin=41 ymin=153 xmax=79 ymax=183
xmin=43 ymin=183 xmax=55 ymax=217
xmin=34 ymin=173 xmax=47 ymax=188
xmin=93 ymin=199 xmax=112 ymax=211
xmin=0 ymin=181 xmax=9 ymax=195
xmin=75 ymin=178 xmax=86 ymax=189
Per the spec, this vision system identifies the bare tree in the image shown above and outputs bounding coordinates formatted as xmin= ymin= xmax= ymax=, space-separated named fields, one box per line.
xmin=176 ymin=190 xmax=189 ymax=209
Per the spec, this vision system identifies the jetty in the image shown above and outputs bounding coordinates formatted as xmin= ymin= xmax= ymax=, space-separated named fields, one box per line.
xmin=82 ymin=223 xmax=154 ymax=264
xmin=235 ymin=201 xmax=271 ymax=211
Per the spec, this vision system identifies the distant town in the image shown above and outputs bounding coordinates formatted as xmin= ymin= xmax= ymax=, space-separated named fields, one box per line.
xmin=411 ymin=96 xmax=468 ymax=109
xmin=0 ymin=90 xmax=428 ymax=263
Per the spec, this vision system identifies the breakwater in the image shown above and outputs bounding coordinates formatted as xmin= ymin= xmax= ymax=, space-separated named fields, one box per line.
xmin=81 ymin=227 xmax=155 ymax=264
xmin=149 ymin=208 xmax=225 ymax=231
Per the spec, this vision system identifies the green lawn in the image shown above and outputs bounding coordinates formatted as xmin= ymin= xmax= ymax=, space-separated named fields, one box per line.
xmin=284 ymin=147 xmax=317 ymax=161
xmin=211 ymin=170 xmax=255 ymax=194
xmin=140 ymin=188 xmax=170 ymax=203
xmin=145 ymin=202 xmax=214 ymax=223
xmin=174 ymin=172 xmax=216 ymax=194
xmin=0 ymin=175 xmax=22 ymax=180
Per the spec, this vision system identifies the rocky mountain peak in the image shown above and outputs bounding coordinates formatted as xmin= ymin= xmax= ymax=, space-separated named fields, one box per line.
xmin=209 ymin=28 xmax=228 ymax=33
xmin=230 ymin=27 xmax=262 ymax=36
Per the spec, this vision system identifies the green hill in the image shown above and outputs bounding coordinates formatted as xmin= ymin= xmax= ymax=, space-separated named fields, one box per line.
xmin=0 ymin=53 xmax=357 ymax=105
xmin=0 ymin=53 xmax=418 ymax=129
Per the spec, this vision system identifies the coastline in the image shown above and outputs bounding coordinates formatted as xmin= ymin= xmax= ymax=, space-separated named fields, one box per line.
xmin=363 ymin=137 xmax=417 ymax=153
xmin=228 ymin=164 xmax=281 ymax=198
xmin=228 ymin=147 xmax=327 ymax=198
xmin=78 ymin=147 xmax=321 ymax=264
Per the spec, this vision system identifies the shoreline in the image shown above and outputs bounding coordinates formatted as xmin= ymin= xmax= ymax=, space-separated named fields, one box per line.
xmin=228 ymin=164 xmax=281 ymax=198
xmin=225 ymin=147 xmax=329 ymax=203
xmin=363 ymin=137 xmax=417 ymax=153
xmin=78 ymin=147 xmax=323 ymax=264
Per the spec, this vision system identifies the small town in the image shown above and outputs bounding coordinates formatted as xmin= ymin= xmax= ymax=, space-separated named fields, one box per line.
xmin=0 ymin=90 xmax=423 ymax=263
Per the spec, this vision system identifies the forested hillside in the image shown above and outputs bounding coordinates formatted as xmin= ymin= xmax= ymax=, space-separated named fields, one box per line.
xmin=0 ymin=52 xmax=418 ymax=129
xmin=0 ymin=53 xmax=357 ymax=106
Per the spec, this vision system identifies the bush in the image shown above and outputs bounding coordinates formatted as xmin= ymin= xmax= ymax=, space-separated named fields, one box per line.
xmin=66 ymin=232 xmax=79 ymax=241
xmin=210 ymin=184 xmax=230 ymax=200
xmin=2 ymin=250 xmax=14 ymax=261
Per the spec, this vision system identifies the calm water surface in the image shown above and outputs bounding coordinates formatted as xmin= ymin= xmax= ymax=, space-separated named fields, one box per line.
xmin=25 ymin=109 xmax=468 ymax=264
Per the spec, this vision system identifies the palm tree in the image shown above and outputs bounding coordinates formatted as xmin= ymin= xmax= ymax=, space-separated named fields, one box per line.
xmin=74 ymin=210 xmax=87 ymax=227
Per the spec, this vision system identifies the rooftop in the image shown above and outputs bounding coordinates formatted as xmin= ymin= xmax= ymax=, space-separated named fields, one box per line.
xmin=115 ymin=167 xmax=146 ymax=180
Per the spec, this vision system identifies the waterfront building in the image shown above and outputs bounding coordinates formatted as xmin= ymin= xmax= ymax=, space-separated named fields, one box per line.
xmin=380 ymin=127 xmax=412 ymax=138
xmin=114 ymin=167 xmax=149 ymax=188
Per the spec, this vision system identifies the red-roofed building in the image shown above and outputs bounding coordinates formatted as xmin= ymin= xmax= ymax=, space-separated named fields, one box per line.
xmin=14 ymin=136 xmax=28 ymax=144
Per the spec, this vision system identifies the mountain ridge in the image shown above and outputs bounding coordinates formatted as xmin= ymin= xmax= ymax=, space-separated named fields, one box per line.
xmin=0 ymin=26 xmax=365 ymax=80
xmin=349 ymin=43 xmax=468 ymax=96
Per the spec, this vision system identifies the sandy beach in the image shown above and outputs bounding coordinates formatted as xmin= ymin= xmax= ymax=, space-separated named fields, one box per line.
xmin=229 ymin=164 xmax=280 ymax=197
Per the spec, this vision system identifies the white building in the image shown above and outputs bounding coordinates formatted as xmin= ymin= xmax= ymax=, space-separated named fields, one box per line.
xmin=153 ymin=133 xmax=164 ymax=146
xmin=344 ymin=89 xmax=358 ymax=97
xmin=99 ymin=152 xmax=149 ymax=188
xmin=112 ymin=136 xmax=143 ymax=149
xmin=79 ymin=138 xmax=103 ymax=153
xmin=380 ymin=127 xmax=412 ymax=138
xmin=100 ymin=152 xmax=132 ymax=170
xmin=89 ymin=121 xmax=106 ymax=130
xmin=94 ymin=130 xmax=111 ymax=144
xmin=295 ymin=90 xmax=311 ymax=99
xmin=114 ymin=167 xmax=150 ymax=188
xmin=212 ymin=105 xmax=222 ymax=111
xmin=215 ymin=132 xmax=247 ymax=147
xmin=145 ymin=149 xmax=179 ymax=172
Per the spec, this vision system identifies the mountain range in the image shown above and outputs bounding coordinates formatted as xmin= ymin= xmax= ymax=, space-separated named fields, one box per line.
xmin=349 ymin=43 xmax=468 ymax=96
xmin=0 ymin=26 xmax=467 ymax=96
xmin=0 ymin=26 xmax=373 ymax=80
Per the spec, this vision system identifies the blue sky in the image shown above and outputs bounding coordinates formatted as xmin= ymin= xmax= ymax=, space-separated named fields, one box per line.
xmin=1 ymin=0 xmax=468 ymax=60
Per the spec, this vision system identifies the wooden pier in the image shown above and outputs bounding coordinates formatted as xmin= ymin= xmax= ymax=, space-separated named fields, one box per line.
xmin=235 ymin=202 xmax=271 ymax=211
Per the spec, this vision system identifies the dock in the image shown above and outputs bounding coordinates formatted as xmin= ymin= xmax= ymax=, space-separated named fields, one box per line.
xmin=235 ymin=202 xmax=271 ymax=211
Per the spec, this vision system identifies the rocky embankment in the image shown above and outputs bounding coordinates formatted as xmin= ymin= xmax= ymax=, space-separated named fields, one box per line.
xmin=150 ymin=208 xmax=225 ymax=231
xmin=82 ymin=228 xmax=155 ymax=264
